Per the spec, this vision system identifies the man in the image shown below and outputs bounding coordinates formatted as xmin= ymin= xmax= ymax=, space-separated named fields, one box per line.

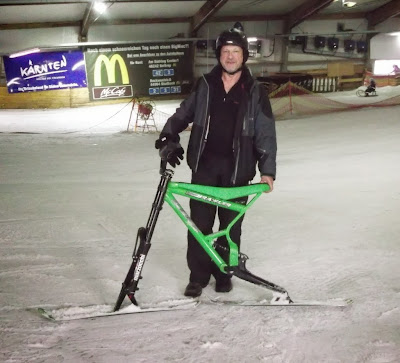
xmin=155 ymin=23 xmax=277 ymax=298
xmin=365 ymin=78 xmax=376 ymax=95
xmin=391 ymin=64 xmax=400 ymax=74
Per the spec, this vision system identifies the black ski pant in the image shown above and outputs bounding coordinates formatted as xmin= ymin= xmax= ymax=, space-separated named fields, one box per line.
xmin=187 ymin=156 xmax=247 ymax=286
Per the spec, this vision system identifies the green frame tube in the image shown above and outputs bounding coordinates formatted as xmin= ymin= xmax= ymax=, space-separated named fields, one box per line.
xmin=163 ymin=182 xmax=269 ymax=273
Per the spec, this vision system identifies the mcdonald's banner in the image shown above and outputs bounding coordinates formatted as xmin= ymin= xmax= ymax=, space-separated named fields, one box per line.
xmin=84 ymin=42 xmax=193 ymax=100
xmin=3 ymin=51 xmax=87 ymax=93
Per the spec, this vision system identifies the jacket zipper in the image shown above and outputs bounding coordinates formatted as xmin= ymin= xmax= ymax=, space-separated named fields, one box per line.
xmin=232 ymin=121 xmax=242 ymax=185
xmin=204 ymin=115 xmax=211 ymax=141
xmin=195 ymin=75 xmax=211 ymax=171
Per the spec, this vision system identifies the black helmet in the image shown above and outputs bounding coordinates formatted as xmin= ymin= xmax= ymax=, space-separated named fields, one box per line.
xmin=215 ymin=22 xmax=249 ymax=63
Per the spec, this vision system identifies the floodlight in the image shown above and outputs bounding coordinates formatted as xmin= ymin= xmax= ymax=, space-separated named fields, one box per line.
xmin=356 ymin=40 xmax=367 ymax=53
xmin=314 ymin=36 xmax=326 ymax=49
xmin=344 ymin=39 xmax=355 ymax=52
xmin=327 ymin=37 xmax=339 ymax=50
xmin=196 ymin=40 xmax=207 ymax=50
xmin=291 ymin=36 xmax=307 ymax=46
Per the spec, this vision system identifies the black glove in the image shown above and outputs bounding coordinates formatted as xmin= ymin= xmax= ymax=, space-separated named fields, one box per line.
xmin=155 ymin=135 xmax=184 ymax=168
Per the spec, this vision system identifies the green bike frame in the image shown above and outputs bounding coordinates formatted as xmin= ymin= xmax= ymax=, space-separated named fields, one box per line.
xmin=165 ymin=181 xmax=266 ymax=270
xmin=114 ymin=163 xmax=290 ymax=311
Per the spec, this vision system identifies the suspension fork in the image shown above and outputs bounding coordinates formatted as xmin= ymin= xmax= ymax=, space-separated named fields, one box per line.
xmin=113 ymin=162 xmax=173 ymax=311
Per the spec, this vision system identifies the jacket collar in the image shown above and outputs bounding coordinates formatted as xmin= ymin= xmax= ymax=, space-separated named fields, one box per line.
xmin=204 ymin=64 xmax=254 ymax=91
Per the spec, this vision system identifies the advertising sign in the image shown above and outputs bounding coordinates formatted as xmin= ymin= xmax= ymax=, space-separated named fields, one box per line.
xmin=84 ymin=42 xmax=193 ymax=101
xmin=373 ymin=60 xmax=400 ymax=76
xmin=3 ymin=51 xmax=87 ymax=93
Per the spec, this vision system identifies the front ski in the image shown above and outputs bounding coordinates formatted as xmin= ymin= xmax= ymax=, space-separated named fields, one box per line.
xmin=36 ymin=299 xmax=198 ymax=321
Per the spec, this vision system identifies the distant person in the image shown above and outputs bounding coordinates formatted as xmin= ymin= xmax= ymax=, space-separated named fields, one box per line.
xmin=391 ymin=64 xmax=400 ymax=75
xmin=365 ymin=78 xmax=376 ymax=95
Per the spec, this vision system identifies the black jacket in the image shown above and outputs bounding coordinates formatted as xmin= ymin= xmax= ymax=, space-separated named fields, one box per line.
xmin=160 ymin=65 xmax=277 ymax=185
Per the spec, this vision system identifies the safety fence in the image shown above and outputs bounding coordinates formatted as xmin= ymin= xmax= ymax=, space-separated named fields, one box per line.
xmin=269 ymin=81 xmax=400 ymax=120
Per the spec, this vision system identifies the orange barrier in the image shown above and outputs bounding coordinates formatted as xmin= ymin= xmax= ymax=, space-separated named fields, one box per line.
xmin=364 ymin=71 xmax=400 ymax=87
xmin=269 ymin=81 xmax=400 ymax=119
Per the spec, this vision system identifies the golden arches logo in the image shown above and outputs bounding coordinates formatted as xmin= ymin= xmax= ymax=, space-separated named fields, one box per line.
xmin=94 ymin=54 xmax=129 ymax=86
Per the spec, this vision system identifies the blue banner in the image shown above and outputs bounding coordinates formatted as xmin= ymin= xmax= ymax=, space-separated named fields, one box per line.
xmin=4 ymin=51 xmax=87 ymax=93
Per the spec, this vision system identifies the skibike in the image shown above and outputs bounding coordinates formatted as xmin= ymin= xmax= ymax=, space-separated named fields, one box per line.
xmin=36 ymin=159 xmax=350 ymax=321
xmin=114 ymin=159 xmax=341 ymax=313
xmin=356 ymin=88 xmax=377 ymax=97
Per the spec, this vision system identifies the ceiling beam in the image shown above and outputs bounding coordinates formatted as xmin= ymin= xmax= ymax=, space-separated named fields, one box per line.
xmin=309 ymin=12 xmax=367 ymax=20
xmin=211 ymin=14 xmax=285 ymax=22
xmin=80 ymin=1 xmax=94 ymax=40
xmin=1 ymin=10 xmax=392 ymax=32
xmin=366 ymin=0 xmax=400 ymax=28
xmin=190 ymin=0 xmax=229 ymax=36
xmin=98 ymin=17 xmax=189 ymax=25
xmin=0 ymin=17 xmax=189 ymax=30
xmin=0 ymin=0 xmax=198 ymax=5
xmin=287 ymin=0 xmax=334 ymax=30
xmin=0 ymin=21 xmax=81 ymax=30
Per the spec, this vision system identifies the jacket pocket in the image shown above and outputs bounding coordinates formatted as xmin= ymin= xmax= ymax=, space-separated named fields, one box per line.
xmin=236 ymin=136 xmax=257 ymax=183
xmin=243 ymin=115 xmax=255 ymax=137
xmin=187 ymin=123 xmax=204 ymax=170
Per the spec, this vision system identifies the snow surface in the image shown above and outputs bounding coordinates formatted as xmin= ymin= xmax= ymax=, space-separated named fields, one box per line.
xmin=0 ymin=88 xmax=399 ymax=362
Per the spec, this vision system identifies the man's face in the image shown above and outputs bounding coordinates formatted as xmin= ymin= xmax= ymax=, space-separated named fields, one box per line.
xmin=220 ymin=45 xmax=244 ymax=74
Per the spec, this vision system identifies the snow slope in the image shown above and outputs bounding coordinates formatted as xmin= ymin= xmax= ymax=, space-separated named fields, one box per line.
xmin=0 ymin=91 xmax=399 ymax=362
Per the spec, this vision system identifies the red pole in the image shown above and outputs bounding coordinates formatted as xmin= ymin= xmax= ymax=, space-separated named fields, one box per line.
xmin=127 ymin=97 xmax=136 ymax=132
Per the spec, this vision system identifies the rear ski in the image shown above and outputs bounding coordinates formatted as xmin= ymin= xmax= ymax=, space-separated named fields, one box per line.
xmin=207 ymin=296 xmax=353 ymax=307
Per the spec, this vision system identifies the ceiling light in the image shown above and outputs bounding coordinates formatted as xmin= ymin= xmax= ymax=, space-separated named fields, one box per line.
xmin=342 ymin=1 xmax=357 ymax=8
xmin=94 ymin=1 xmax=107 ymax=14
xmin=9 ymin=48 xmax=40 ymax=58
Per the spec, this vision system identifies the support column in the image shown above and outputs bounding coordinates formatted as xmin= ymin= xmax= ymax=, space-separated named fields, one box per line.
xmin=280 ymin=20 xmax=290 ymax=72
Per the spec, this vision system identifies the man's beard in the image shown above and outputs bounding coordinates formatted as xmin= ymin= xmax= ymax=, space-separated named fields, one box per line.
xmin=221 ymin=63 xmax=243 ymax=75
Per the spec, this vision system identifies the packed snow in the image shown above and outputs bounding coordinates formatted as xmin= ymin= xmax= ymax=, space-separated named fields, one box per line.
xmin=0 ymin=87 xmax=399 ymax=362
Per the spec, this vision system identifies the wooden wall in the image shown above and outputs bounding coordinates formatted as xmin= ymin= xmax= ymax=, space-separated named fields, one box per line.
xmin=0 ymin=86 xmax=185 ymax=109
xmin=0 ymin=87 xmax=127 ymax=109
